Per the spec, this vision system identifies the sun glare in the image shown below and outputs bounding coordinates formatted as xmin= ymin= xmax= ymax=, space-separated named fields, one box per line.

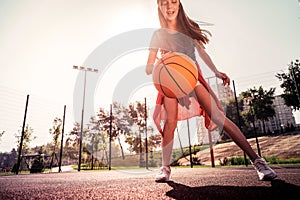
xmin=94 ymin=50 xmax=156 ymax=110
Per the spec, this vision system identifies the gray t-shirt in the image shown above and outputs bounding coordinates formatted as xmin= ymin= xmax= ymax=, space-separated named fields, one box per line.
xmin=149 ymin=28 xmax=196 ymax=61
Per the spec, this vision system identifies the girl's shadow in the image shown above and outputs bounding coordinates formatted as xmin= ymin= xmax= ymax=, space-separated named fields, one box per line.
xmin=166 ymin=179 xmax=300 ymax=200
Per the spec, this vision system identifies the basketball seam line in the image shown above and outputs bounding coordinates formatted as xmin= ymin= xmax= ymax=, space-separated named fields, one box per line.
xmin=163 ymin=61 xmax=198 ymax=81
xmin=158 ymin=66 xmax=173 ymax=98
xmin=162 ymin=64 xmax=188 ymax=97
xmin=159 ymin=53 xmax=197 ymax=98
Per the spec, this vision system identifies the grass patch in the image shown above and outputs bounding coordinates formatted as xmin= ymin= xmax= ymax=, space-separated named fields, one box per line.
xmin=230 ymin=156 xmax=251 ymax=166
xmin=229 ymin=155 xmax=300 ymax=166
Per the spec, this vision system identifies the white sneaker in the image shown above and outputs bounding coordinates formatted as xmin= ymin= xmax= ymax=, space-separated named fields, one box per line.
xmin=155 ymin=166 xmax=171 ymax=182
xmin=252 ymin=157 xmax=277 ymax=181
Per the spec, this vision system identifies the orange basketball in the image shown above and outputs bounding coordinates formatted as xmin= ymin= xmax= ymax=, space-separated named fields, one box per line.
xmin=152 ymin=52 xmax=198 ymax=98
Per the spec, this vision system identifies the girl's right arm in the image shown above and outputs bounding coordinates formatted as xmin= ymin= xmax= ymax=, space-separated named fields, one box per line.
xmin=146 ymin=49 xmax=158 ymax=75
xmin=194 ymin=40 xmax=230 ymax=86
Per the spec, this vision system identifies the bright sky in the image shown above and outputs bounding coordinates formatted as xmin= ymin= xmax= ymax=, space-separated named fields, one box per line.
xmin=0 ymin=0 xmax=300 ymax=152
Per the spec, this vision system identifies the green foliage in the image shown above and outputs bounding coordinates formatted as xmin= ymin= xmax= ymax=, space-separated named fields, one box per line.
xmin=224 ymin=97 xmax=249 ymax=138
xmin=263 ymin=155 xmax=300 ymax=165
xmin=49 ymin=118 xmax=62 ymax=146
xmin=230 ymin=155 xmax=300 ymax=165
xmin=230 ymin=156 xmax=250 ymax=165
xmin=125 ymin=133 xmax=161 ymax=154
xmin=241 ymin=86 xmax=276 ymax=121
xmin=225 ymin=85 xmax=278 ymax=137
xmin=276 ymin=158 xmax=300 ymax=164
xmin=240 ymin=86 xmax=276 ymax=135
xmin=58 ymin=100 xmax=160 ymax=169
xmin=126 ymin=101 xmax=159 ymax=154
xmin=15 ymin=124 xmax=36 ymax=154
xmin=191 ymin=156 xmax=202 ymax=165
xmin=66 ymin=122 xmax=80 ymax=148
xmin=265 ymin=155 xmax=280 ymax=164
xmin=276 ymin=59 xmax=300 ymax=110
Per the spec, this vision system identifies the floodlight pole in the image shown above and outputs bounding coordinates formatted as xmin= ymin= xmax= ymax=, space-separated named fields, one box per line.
xmin=73 ymin=65 xmax=98 ymax=172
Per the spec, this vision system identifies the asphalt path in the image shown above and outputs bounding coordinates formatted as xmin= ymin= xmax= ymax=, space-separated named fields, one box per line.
xmin=1 ymin=166 xmax=299 ymax=200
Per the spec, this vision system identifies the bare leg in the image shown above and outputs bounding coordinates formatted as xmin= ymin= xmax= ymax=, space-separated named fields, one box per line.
xmin=161 ymin=97 xmax=178 ymax=166
xmin=194 ymin=84 xmax=258 ymax=162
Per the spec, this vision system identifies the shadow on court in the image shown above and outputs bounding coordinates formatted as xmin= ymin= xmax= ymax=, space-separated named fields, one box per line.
xmin=166 ymin=179 xmax=300 ymax=200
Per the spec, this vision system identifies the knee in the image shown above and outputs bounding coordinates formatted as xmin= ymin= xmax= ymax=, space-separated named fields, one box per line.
xmin=210 ymin=110 xmax=226 ymax=126
xmin=165 ymin=118 xmax=178 ymax=130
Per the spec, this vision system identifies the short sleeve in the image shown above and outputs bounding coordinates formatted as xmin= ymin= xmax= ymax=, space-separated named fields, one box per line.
xmin=149 ymin=30 xmax=160 ymax=51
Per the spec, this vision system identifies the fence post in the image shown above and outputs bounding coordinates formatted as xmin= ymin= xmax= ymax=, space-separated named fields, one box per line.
xmin=16 ymin=94 xmax=29 ymax=175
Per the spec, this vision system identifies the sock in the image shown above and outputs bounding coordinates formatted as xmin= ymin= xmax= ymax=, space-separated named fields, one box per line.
xmin=162 ymin=140 xmax=174 ymax=167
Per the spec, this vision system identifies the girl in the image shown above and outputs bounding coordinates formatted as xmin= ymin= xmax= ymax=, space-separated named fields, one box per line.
xmin=146 ymin=0 xmax=277 ymax=182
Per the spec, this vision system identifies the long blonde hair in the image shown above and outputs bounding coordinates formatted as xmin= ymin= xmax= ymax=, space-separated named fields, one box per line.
xmin=157 ymin=0 xmax=210 ymax=46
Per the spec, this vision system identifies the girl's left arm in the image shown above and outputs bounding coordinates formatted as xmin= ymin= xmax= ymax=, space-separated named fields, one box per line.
xmin=195 ymin=41 xmax=230 ymax=86
xmin=146 ymin=49 xmax=158 ymax=75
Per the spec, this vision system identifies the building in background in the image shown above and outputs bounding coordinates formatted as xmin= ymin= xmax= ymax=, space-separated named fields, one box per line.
xmin=261 ymin=95 xmax=296 ymax=134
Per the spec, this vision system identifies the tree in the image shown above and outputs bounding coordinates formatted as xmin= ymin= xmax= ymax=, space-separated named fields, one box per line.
xmin=85 ymin=116 xmax=99 ymax=169
xmin=128 ymin=102 xmax=147 ymax=131
xmin=84 ymin=116 xmax=111 ymax=169
xmin=49 ymin=117 xmax=62 ymax=168
xmin=125 ymin=133 xmax=142 ymax=154
xmin=49 ymin=118 xmax=62 ymax=146
xmin=65 ymin=122 xmax=81 ymax=162
xmin=95 ymin=103 xmax=135 ymax=160
xmin=112 ymin=102 xmax=135 ymax=159
xmin=241 ymin=86 xmax=276 ymax=135
xmin=14 ymin=125 xmax=36 ymax=171
xmin=276 ymin=59 xmax=300 ymax=110
xmin=91 ymin=108 xmax=111 ymax=166
xmin=66 ymin=122 xmax=80 ymax=148
xmin=97 ymin=106 xmax=116 ymax=162
xmin=224 ymin=97 xmax=249 ymax=138
xmin=128 ymin=101 xmax=147 ymax=165
xmin=0 ymin=148 xmax=17 ymax=170
xmin=15 ymin=124 xmax=36 ymax=155
xmin=128 ymin=101 xmax=147 ymax=153
xmin=125 ymin=133 xmax=161 ymax=155
xmin=127 ymin=101 xmax=158 ymax=167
